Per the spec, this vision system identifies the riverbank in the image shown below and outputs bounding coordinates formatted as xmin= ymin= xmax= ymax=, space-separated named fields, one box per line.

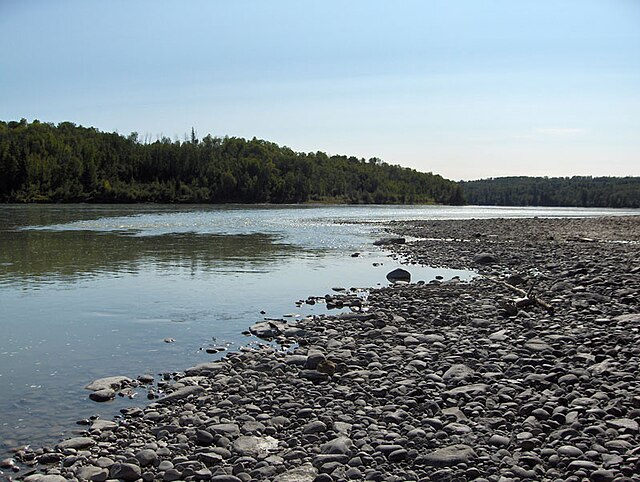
xmin=5 ymin=216 xmax=640 ymax=481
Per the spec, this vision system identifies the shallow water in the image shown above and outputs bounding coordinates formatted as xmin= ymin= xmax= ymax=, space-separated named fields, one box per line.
xmin=0 ymin=204 xmax=637 ymax=456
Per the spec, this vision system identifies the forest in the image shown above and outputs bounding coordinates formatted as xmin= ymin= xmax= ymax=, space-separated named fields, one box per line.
xmin=461 ymin=176 xmax=640 ymax=208
xmin=0 ymin=119 xmax=464 ymax=205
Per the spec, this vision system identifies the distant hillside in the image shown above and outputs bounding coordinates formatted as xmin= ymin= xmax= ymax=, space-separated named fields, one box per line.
xmin=461 ymin=176 xmax=640 ymax=208
xmin=0 ymin=119 xmax=464 ymax=205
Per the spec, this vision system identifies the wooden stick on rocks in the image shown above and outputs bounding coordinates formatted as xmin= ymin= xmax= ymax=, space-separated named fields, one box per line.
xmin=485 ymin=276 xmax=555 ymax=315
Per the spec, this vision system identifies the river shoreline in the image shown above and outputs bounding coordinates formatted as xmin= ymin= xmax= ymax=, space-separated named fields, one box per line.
xmin=4 ymin=216 xmax=640 ymax=482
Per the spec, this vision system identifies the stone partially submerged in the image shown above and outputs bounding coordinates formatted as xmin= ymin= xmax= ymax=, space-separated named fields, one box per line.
xmin=84 ymin=376 xmax=132 ymax=392
xmin=373 ymin=236 xmax=406 ymax=246
xmin=386 ymin=268 xmax=411 ymax=283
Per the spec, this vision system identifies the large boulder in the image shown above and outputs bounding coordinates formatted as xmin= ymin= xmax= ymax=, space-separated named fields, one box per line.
xmin=386 ymin=268 xmax=411 ymax=283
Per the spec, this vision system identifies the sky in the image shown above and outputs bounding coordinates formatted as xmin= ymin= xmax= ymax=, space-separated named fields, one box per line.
xmin=1 ymin=0 xmax=639 ymax=180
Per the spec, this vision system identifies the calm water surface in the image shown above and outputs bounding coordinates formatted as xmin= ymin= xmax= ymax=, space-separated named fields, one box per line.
xmin=0 ymin=204 xmax=637 ymax=457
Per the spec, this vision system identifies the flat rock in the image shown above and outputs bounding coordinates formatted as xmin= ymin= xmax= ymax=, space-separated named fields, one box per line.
xmin=90 ymin=419 xmax=118 ymax=431
xmin=232 ymin=435 xmax=278 ymax=457
xmin=157 ymin=385 xmax=204 ymax=404
xmin=373 ymin=237 xmax=406 ymax=246
xmin=299 ymin=369 xmax=329 ymax=381
xmin=184 ymin=362 xmax=226 ymax=376
xmin=24 ymin=476 xmax=68 ymax=482
xmin=419 ymin=444 xmax=477 ymax=467
xmin=488 ymin=329 xmax=508 ymax=341
xmin=85 ymin=376 xmax=132 ymax=391
xmin=77 ymin=465 xmax=108 ymax=481
xmin=57 ymin=436 xmax=95 ymax=450
xmin=249 ymin=320 xmax=288 ymax=339
xmin=607 ymin=418 xmax=639 ymax=433
xmin=210 ymin=476 xmax=243 ymax=482
xmin=524 ymin=338 xmax=552 ymax=352
xmin=209 ymin=423 xmax=240 ymax=436
xmin=445 ymin=383 xmax=488 ymax=396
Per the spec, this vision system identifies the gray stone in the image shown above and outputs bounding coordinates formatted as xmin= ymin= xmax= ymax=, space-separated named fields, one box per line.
xmin=300 ymin=369 xmax=329 ymax=381
xmin=109 ymin=462 xmax=142 ymax=481
xmin=472 ymin=252 xmax=497 ymax=264
xmin=137 ymin=374 xmax=154 ymax=384
xmin=163 ymin=468 xmax=182 ymax=481
xmin=442 ymin=364 xmax=474 ymax=381
xmin=196 ymin=429 xmax=214 ymax=445
xmin=590 ymin=469 xmax=615 ymax=482
xmin=386 ymin=268 xmax=411 ymax=283
xmin=157 ymin=385 xmax=204 ymax=404
xmin=90 ymin=419 xmax=117 ymax=431
xmin=444 ymin=383 xmax=488 ymax=396
xmin=567 ymin=460 xmax=598 ymax=471
xmin=0 ymin=458 xmax=16 ymax=469
xmin=24 ymin=476 xmax=68 ymax=482
xmin=320 ymin=436 xmax=352 ymax=455
xmin=304 ymin=349 xmax=326 ymax=370
xmin=607 ymin=418 xmax=639 ymax=433
xmin=488 ymin=434 xmax=510 ymax=447
xmin=303 ymin=420 xmax=327 ymax=434
xmin=135 ymin=448 xmax=158 ymax=467
xmin=524 ymin=338 xmax=552 ymax=352
xmin=57 ymin=436 xmax=95 ymax=450
xmin=77 ymin=465 xmax=108 ymax=482
xmin=232 ymin=435 xmax=278 ymax=457
xmin=388 ymin=449 xmax=408 ymax=462
xmin=89 ymin=388 xmax=116 ymax=402
xmin=373 ymin=237 xmax=405 ymax=246
xmin=419 ymin=444 xmax=477 ymax=466
xmin=184 ymin=362 xmax=226 ymax=376
xmin=277 ymin=464 xmax=318 ymax=482
xmin=209 ymin=423 xmax=240 ymax=436
xmin=85 ymin=376 xmax=132 ymax=391
xmin=557 ymin=445 xmax=584 ymax=458
xmin=199 ymin=452 xmax=224 ymax=467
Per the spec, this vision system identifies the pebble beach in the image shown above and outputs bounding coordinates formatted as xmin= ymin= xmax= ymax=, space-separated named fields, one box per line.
xmin=3 ymin=216 xmax=639 ymax=482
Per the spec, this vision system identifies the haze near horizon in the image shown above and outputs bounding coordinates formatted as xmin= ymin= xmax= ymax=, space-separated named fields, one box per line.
xmin=1 ymin=0 xmax=638 ymax=181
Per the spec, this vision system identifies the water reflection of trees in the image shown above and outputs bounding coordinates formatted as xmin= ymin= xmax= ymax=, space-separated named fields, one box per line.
xmin=0 ymin=230 xmax=302 ymax=287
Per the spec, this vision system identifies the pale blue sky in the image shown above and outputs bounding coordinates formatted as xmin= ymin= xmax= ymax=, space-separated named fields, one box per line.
xmin=1 ymin=0 xmax=639 ymax=180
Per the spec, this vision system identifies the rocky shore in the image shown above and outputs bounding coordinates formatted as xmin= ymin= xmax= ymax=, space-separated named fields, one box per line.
xmin=3 ymin=216 xmax=639 ymax=482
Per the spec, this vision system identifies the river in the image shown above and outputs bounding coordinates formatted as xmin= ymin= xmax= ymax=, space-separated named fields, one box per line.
xmin=0 ymin=204 xmax=637 ymax=458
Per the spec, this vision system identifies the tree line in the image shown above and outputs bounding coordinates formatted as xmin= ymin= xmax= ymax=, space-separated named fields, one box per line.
xmin=0 ymin=119 xmax=464 ymax=205
xmin=461 ymin=176 xmax=640 ymax=208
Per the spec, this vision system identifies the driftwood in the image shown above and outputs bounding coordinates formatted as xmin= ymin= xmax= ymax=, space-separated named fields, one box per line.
xmin=486 ymin=276 xmax=555 ymax=314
